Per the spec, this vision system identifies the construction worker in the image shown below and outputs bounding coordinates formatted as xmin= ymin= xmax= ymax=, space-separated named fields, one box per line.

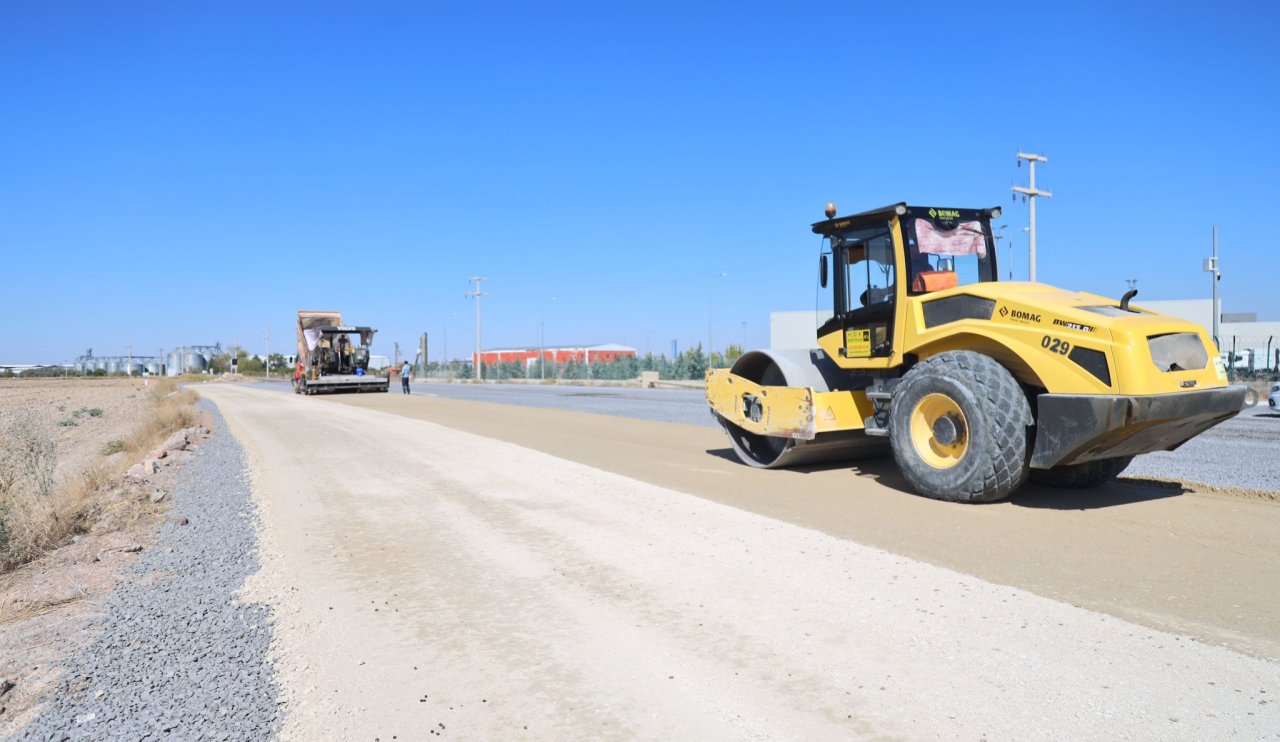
xmin=401 ymin=360 xmax=411 ymax=394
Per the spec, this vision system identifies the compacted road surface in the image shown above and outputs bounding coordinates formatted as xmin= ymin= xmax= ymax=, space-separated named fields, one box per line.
xmin=200 ymin=384 xmax=1279 ymax=740
xmin=254 ymin=378 xmax=1280 ymax=491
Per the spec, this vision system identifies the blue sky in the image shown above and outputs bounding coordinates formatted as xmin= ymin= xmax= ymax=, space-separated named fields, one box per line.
xmin=3 ymin=1 xmax=1277 ymax=364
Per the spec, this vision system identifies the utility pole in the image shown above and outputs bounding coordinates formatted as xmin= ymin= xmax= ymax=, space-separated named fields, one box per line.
xmin=1012 ymin=152 xmax=1052 ymax=282
xmin=263 ymin=329 xmax=270 ymax=379
xmin=1204 ymin=226 xmax=1221 ymax=347
xmin=466 ymin=276 xmax=488 ymax=380
xmin=741 ymin=321 xmax=747 ymax=350
xmin=394 ymin=342 xmax=401 ymax=366
xmin=126 ymin=345 xmax=132 ymax=376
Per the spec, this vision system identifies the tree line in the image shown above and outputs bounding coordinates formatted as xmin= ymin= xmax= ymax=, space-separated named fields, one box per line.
xmin=421 ymin=344 xmax=744 ymax=381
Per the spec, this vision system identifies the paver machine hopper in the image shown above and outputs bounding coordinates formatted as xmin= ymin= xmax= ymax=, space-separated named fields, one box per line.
xmin=294 ymin=310 xmax=389 ymax=395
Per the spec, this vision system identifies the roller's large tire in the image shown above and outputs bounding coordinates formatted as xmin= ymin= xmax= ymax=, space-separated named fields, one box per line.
xmin=1029 ymin=456 xmax=1133 ymax=488
xmin=889 ymin=351 xmax=1033 ymax=503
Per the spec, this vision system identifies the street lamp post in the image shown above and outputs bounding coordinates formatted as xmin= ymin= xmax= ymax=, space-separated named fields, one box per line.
xmin=466 ymin=277 xmax=488 ymax=380
xmin=1204 ymin=226 xmax=1221 ymax=347
xmin=994 ymin=225 xmax=1008 ymax=282
xmin=1019 ymin=227 xmax=1030 ymax=281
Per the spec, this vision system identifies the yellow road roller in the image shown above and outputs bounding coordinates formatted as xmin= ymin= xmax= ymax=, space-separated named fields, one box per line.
xmin=706 ymin=202 xmax=1244 ymax=502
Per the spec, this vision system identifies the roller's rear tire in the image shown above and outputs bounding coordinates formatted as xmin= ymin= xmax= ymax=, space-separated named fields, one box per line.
xmin=889 ymin=351 xmax=1032 ymax=503
xmin=1029 ymin=456 xmax=1133 ymax=488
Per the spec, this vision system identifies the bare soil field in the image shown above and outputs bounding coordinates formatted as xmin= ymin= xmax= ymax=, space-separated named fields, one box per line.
xmin=0 ymin=379 xmax=150 ymax=487
xmin=0 ymin=378 xmax=204 ymax=732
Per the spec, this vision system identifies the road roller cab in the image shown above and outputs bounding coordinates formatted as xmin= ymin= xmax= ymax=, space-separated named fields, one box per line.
xmin=705 ymin=202 xmax=1245 ymax=502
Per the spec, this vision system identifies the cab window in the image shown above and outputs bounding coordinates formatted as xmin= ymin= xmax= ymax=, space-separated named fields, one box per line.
xmin=835 ymin=222 xmax=896 ymax=357
xmin=838 ymin=224 xmax=895 ymax=314
xmin=904 ymin=214 xmax=996 ymax=294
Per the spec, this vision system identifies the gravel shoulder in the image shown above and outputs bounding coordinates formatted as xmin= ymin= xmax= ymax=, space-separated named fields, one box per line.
xmin=13 ymin=402 xmax=281 ymax=739
xmin=1123 ymin=405 xmax=1280 ymax=493
xmin=202 ymin=384 xmax=1278 ymax=739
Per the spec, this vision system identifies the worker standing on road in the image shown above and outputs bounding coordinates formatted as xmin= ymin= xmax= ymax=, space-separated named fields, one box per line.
xmin=401 ymin=360 xmax=411 ymax=395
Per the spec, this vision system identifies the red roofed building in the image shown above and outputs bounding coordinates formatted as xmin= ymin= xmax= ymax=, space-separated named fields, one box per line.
xmin=473 ymin=343 xmax=636 ymax=368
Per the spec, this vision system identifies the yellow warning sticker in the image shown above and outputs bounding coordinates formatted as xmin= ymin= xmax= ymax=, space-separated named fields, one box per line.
xmin=845 ymin=328 xmax=871 ymax=358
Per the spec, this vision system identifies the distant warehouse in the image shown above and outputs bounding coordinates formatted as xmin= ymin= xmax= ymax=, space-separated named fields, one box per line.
xmin=473 ymin=344 xmax=636 ymax=369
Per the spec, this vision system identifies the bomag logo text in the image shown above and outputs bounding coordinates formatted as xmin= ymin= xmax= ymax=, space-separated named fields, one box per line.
xmin=928 ymin=208 xmax=961 ymax=219
xmin=1008 ymin=309 xmax=1041 ymax=323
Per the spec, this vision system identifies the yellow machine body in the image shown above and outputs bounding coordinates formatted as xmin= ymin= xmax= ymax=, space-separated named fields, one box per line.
xmin=706 ymin=203 xmax=1242 ymax=477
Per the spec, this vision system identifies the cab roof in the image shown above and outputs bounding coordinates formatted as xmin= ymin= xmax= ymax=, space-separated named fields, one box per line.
xmin=811 ymin=203 xmax=1000 ymax=236
xmin=315 ymin=326 xmax=376 ymax=334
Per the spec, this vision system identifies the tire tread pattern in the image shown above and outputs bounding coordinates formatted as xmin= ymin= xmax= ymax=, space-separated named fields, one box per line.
xmin=890 ymin=351 xmax=1032 ymax=503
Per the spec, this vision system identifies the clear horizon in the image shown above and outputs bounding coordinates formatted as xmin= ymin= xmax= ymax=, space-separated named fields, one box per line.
xmin=4 ymin=2 xmax=1277 ymax=365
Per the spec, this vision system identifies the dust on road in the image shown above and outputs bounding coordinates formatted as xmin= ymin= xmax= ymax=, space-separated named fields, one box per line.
xmin=200 ymin=385 xmax=1278 ymax=740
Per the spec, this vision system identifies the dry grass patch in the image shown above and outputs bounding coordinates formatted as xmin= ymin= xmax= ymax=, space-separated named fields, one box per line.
xmin=0 ymin=378 xmax=199 ymax=572
xmin=124 ymin=380 xmax=200 ymax=456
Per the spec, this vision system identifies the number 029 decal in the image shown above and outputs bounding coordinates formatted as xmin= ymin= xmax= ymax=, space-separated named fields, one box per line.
xmin=1041 ymin=335 xmax=1070 ymax=354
